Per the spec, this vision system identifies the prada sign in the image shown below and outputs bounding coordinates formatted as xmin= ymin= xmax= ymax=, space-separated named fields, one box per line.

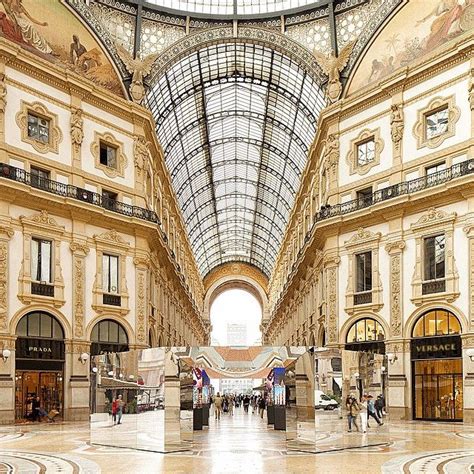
xmin=16 ymin=338 xmax=64 ymax=360
xmin=411 ymin=336 xmax=461 ymax=360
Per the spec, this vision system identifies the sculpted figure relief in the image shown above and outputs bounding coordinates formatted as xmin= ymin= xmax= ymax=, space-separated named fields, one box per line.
xmin=115 ymin=43 xmax=159 ymax=104
xmin=70 ymin=108 xmax=84 ymax=148
xmin=313 ymin=40 xmax=356 ymax=103
xmin=390 ymin=104 xmax=404 ymax=147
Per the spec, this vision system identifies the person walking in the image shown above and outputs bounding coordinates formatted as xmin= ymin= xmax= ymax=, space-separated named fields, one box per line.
xmin=375 ymin=394 xmax=385 ymax=419
xmin=346 ymin=395 xmax=360 ymax=432
xmin=116 ymin=394 xmax=125 ymax=425
xmin=258 ymin=396 xmax=266 ymax=419
xmin=111 ymin=397 xmax=118 ymax=425
xmin=359 ymin=395 xmax=369 ymax=433
xmin=243 ymin=395 xmax=250 ymax=413
xmin=228 ymin=395 xmax=234 ymax=416
xmin=214 ymin=392 xmax=223 ymax=420
xmin=367 ymin=395 xmax=383 ymax=426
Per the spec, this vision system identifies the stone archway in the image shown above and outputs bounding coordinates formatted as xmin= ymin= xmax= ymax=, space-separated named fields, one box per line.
xmin=203 ymin=262 xmax=269 ymax=344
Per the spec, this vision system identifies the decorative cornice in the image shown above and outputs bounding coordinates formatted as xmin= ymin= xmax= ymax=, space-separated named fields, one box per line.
xmin=344 ymin=228 xmax=382 ymax=248
xmin=93 ymin=229 xmax=130 ymax=248
xmin=410 ymin=207 xmax=457 ymax=232
xmin=19 ymin=210 xmax=65 ymax=235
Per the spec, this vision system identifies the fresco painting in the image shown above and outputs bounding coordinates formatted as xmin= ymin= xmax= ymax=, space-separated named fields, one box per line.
xmin=0 ymin=0 xmax=123 ymax=96
xmin=348 ymin=0 xmax=474 ymax=94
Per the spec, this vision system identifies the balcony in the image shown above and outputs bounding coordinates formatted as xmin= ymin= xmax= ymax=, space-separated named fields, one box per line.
xmin=103 ymin=294 xmax=121 ymax=306
xmin=422 ymin=279 xmax=446 ymax=295
xmin=31 ymin=282 xmax=54 ymax=297
xmin=354 ymin=291 xmax=372 ymax=305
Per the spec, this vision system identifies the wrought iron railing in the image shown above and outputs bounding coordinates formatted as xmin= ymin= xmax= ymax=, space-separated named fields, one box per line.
xmin=422 ymin=279 xmax=446 ymax=295
xmin=31 ymin=282 xmax=54 ymax=297
xmin=0 ymin=162 xmax=162 ymax=226
xmin=354 ymin=291 xmax=372 ymax=305
xmin=313 ymin=159 xmax=474 ymax=224
xmin=103 ymin=294 xmax=121 ymax=306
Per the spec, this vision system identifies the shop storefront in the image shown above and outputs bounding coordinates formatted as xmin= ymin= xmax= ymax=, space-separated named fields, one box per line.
xmin=90 ymin=319 xmax=129 ymax=356
xmin=344 ymin=317 xmax=386 ymax=401
xmin=15 ymin=312 xmax=65 ymax=421
xmin=411 ymin=309 xmax=463 ymax=422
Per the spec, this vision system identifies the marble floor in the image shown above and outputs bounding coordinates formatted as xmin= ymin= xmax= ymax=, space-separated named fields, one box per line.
xmin=1 ymin=408 xmax=474 ymax=473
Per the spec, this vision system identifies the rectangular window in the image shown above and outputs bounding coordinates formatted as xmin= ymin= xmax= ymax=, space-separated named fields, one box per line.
xmin=424 ymin=234 xmax=445 ymax=280
xmin=357 ymin=186 xmax=373 ymax=207
xmin=425 ymin=162 xmax=446 ymax=176
xmin=102 ymin=189 xmax=118 ymax=210
xmin=102 ymin=254 xmax=119 ymax=294
xmin=30 ymin=166 xmax=50 ymax=189
xmin=355 ymin=251 xmax=372 ymax=292
xmin=27 ymin=113 xmax=50 ymax=143
xmin=425 ymin=107 xmax=448 ymax=140
xmin=99 ymin=142 xmax=117 ymax=169
xmin=31 ymin=238 xmax=52 ymax=283
xmin=357 ymin=139 xmax=375 ymax=166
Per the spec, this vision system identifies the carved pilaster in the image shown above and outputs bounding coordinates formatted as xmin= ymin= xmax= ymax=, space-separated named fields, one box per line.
xmin=464 ymin=224 xmax=474 ymax=330
xmin=385 ymin=240 xmax=405 ymax=338
xmin=0 ymin=70 xmax=6 ymax=144
xmin=0 ymin=224 xmax=13 ymax=332
xmin=323 ymin=255 xmax=340 ymax=345
xmin=70 ymin=242 xmax=89 ymax=339
xmin=134 ymin=256 xmax=149 ymax=345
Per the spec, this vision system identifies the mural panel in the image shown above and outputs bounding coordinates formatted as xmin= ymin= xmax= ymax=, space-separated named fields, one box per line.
xmin=348 ymin=0 xmax=474 ymax=94
xmin=0 ymin=0 xmax=123 ymax=95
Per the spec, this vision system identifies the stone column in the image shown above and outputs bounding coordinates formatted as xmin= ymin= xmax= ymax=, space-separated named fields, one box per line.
xmin=134 ymin=256 xmax=150 ymax=348
xmin=323 ymin=255 xmax=340 ymax=346
xmin=0 ymin=223 xmax=13 ymax=424
xmin=64 ymin=340 xmax=91 ymax=422
xmin=385 ymin=339 xmax=411 ymax=421
xmin=462 ymin=334 xmax=474 ymax=423
xmin=70 ymin=241 xmax=89 ymax=339
xmin=385 ymin=240 xmax=405 ymax=337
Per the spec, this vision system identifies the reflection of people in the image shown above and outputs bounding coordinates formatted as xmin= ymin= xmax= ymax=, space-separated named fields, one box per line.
xmin=346 ymin=395 xmax=360 ymax=432
xmin=214 ymin=392 xmax=223 ymax=420
xmin=111 ymin=397 xmax=118 ymax=425
xmin=116 ymin=395 xmax=125 ymax=425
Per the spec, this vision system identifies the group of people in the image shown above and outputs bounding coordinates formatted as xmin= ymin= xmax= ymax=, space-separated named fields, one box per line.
xmin=24 ymin=396 xmax=59 ymax=422
xmin=345 ymin=393 xmax=385 ymax=433
xmin=211 ymin=393 xmax=267 ymax=420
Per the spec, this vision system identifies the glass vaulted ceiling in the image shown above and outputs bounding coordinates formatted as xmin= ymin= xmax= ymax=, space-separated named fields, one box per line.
xmin=146 ymin=42 xmax=325 ymax=277
xmin=145 ymin=0 xmax=319 ymax=16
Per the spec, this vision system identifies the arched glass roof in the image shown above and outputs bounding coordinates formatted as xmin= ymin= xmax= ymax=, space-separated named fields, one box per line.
xmin=145 ymin=0 xmax=320 ymax=16
xmin=146 ymin=42 xmax=325 ymax=277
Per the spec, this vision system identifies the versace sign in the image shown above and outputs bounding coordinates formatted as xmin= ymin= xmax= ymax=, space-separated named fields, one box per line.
xmin=411 ymin=336 xmax=461 ymax=360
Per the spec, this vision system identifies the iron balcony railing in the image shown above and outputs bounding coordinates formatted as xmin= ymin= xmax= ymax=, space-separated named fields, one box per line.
xmin=31 ymin=282 xmax=54 ymax=297
xmin=422 ymin=279 xmax=446 ymax=295
xmin=314 ymin=159 xmax=474 ymax=224
xmin=354 ymin=291 xmax=372 ymax=305
xmin=0 ymin=163 xmax=161 ymax=226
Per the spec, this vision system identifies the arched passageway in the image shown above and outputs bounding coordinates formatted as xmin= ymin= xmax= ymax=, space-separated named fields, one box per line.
xmin=210 ymin=289 xmax=262 ymax=346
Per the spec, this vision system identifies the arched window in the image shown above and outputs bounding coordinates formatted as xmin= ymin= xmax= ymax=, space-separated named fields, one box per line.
xmin=16 ymin=311 xmax=64 ymax=339
xmin=91 ymin=319 xmax=128 ymax=355
xmin=346 ymin=318 xmax=385 ymax=343
xmin=412 ymin=309 xmax=461 ymax=338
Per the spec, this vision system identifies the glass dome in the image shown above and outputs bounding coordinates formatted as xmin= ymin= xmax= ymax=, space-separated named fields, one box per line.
xmin=145 ymin=0 xmax=320 ymax=17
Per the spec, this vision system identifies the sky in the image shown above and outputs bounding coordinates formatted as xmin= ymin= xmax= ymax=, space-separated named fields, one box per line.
xmin=210 ymin=289 xmax=262 ymax=346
